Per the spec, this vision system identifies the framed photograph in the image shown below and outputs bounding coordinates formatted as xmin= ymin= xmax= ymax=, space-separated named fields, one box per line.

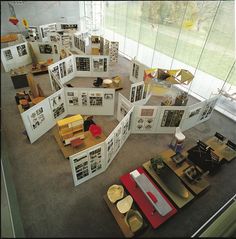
xmin=4 ymin=49 xmax=13 ymax=60
xmin=17 ymin=44 xmax=27 ymax=56
xmin=104 ymin=93 xmax=113 ymax=100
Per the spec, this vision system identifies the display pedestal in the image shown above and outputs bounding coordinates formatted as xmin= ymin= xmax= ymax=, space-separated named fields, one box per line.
xmin=53 ymin=127 xmax=106 ymax=158
xmin=120 ymin=167 xmax=177 ymax=229
xmin=142 ymin=161 xmax=194 ymax=208
xmin=158 ymin=149 xmax=210 ymax=195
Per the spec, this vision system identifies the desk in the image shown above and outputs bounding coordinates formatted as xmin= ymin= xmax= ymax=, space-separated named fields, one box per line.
xmin=53 ymin=128 xmax=107 ymax=158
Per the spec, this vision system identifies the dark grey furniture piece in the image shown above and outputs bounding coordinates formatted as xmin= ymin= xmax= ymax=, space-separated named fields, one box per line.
xmin=11 ymin=73 xmax=29 ymax=89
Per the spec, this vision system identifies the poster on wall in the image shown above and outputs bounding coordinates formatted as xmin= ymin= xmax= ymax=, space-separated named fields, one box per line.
xmin=76 ymin=57 xmax=90 ymax=71
xmin=129 ymin=82 xmax=145 ymax=103
xmin=67 ymin=58 xmax=74 ymax=74
xmin=4 ymin=49 xmax=13 ymax=60
xmin=81 ymin=91 xmax=88 ymax=106
xmin=161 ymin=110 xmax=184 ymax=127
xmin=105 ymin=134 xmax=114 ymax=166
xmin=28 ymin=106 xmax=45 ymax=130
xmin=89 ymin=146 xmax=103 ymax=174
xmin=92 ymin=57 xmax=107 ymax=72
xmin=39 ymin=44 xmax=52 ymax=54
xmin=130 ymin=86 xmax=136 ymax=103
xmin=17 ymin=44 xmax=27 ymax=57
xmin=132 ymin=63 xmax=139 ymax=79
xmin=135 ymin=84 xmax=144 ymax=101
xmin=49 ymin=92 xmax=65 ymax=119
xmin=89 ymin=92 xmax=103 ymax=106
xmin=59 ymin=61 xmax=67 ymax=78
xmin=114 ymin=125 xmax=122 ymax=154
xmin=67 ymin=90 xmax=79 ymax=106
xmin=117 ymin=93 xmax=133 ymax=122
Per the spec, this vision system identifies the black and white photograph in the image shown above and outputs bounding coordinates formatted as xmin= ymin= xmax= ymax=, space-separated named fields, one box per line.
xmin=140 ymin=108 xmax=155 ymax=117
xmin=91 ymin=36 xmax=100 ymax=44
xmin=59 ymin=61 xmax=67 ymax=78
xmin=49 ymin=93 xmax=65 ymax=119
xmin=54 ymin=44 xmax=58 ymax=54
xmin=89 ymin=147 xmax=102 ymax=174
xmin=51 ymin=74 xmax=61 ymax=91
xmin=161 ymin=110 xmax=184 ymax=127
xmin=109 ymin=41 xmax=119 ymax=63
xmin=135 ymin=84 xmax=144 ymax=101
xmin=104 ymin=93 xmax=113 ymax=100
xmin=17 ymin=44 xmax=27 ymax=57
xmin=120 ymin=101 xmax=130 ymax=118
xmin=132 ymin=63 xmax=139 ymax=79
xmin=67 ymin=91 xmax=79 ymax=106
xmin=73 ymin=154 xmax=89 ymax=181
xmin=104 ymin=39 xmax=110 ymax=55
xmin=114 ymin=126 xmax=122 ymax=153
xmin=67 ymin=59 xmax=73 ymax=74
xmin=28 ymin=107 xmax=45 ymax=130
xmin=52 ymin=65 xmax=60 ymax=79
xmin=89 ymin=95 xmax=103 ymax=106
xmin=76 ymin=57 xmax=90 ymax=71
xmin=39 ymin=44 xmax=52 ymax=54
xmin=93 ymin=58 xmax=105 ymax=72
xmin=106 ymin=136 xmax=114 ymax=164
xmin=4 ymin=49 xmax=13 ymax=60
xmin=189 ymin=107 xmax=201 ymax=118
xmin=100 ymin=37 xmax=104 ymax=55
xmin=130 ymin=86 xmax=136 ymax=103
xmin=81 ymin=92 xmax=88 ymax=106
xmin=80 ymin=39 xmax=85 ymax=53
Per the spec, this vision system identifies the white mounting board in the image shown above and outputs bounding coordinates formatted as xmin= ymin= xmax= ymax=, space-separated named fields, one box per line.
xmin=65 ymin=87 xmax=115 ymax=116
xmin=69 ymin=142 xmax=106 ymax=186
xmin=21 ymin=88 xmax=67 ymax=144
xmin=1 ymin=42 xmax=32 ymax=72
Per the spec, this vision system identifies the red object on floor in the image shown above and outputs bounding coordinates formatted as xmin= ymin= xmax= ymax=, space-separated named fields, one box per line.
xmin=120 ymin=167 xmax=177 ymax=229
xmin=89 ymin=124 xmax=102 ymax=138
xmin=70 ymin=138 xmax=83 ymax=148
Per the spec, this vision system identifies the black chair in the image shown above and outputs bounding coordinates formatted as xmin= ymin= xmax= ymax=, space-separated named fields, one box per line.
xmin=93 ymin=77 xmax=103 ymax=87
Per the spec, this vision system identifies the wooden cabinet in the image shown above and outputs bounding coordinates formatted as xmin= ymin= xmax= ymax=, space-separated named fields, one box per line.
xmin=57 ymin=114 xmax=85 ymax=146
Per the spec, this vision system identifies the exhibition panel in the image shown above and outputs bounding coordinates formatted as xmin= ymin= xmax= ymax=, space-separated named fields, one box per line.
xmin=116 ymin=93 xmax=133 ymax=122
xmin=129 ymin=59 xmax=147 ymax=83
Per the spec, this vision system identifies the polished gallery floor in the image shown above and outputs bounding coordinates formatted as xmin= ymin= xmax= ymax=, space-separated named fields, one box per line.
xmin=1 ymin=55 xmax=236 ymax=237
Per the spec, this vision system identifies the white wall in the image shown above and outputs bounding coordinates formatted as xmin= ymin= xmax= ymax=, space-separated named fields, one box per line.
xmin=1 ymin=1 xmax=83 ymax=35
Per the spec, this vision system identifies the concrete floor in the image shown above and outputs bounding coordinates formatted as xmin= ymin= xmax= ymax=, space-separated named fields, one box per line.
xmin=1 ymin=55 xmax=236 ymax=237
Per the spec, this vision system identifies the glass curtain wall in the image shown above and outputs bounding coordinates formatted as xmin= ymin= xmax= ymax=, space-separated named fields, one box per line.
xmin=102 ymin=1 xmax=235 ymax=119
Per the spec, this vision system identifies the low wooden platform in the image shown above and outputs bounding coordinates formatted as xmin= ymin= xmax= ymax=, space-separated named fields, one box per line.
xmin=158 ymin=149 xmax=210 ymax=195
xmin=53 ymin=127 xmax=107 ymax=158
xmin=103 ymin=194 xmax=134 ymax=238
xmin=142 ymin=161 xmax=194 ymax=208
xmin=205 ymin=137 xmax=236 ymax=162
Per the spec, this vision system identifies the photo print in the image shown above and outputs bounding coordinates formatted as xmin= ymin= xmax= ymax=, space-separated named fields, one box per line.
xmin=54 ymin=45 xmax=58 ymax=54
xmin=67 ymin=59 xmax=73 ymax=74
xmin=81 ymin=92 xmax=88 ymax=106
xmin=132 ymin=63 xmax=139 ymax=79
xmin=130 ymin=86 xmax=136 ymax=103
xmin=80 ymin=39 xmax=85 ymax=53
xmin=136 ymin=117 xmax=154 ymax=131
xmin=93 ymin=57 xmax=106 ymax=72
xmin=91 ymin=36 xmax=100 ymax=44
xmin=122 ymin=117 xmax=130 ymax=140
xmin=89 ymin=92 xmax=103 ymax=106
xmin=73 ymin=154 xmax=89 ymax=181
xmin=49 ymin=93 xmax=65 ymax=119
xmin=51 ymin=74 xmax=61 ymax=91
xmin=89 ymin=147 xmax=102 ymax=174
xmin=107 ymin=136 xmax=114 ymax=164
xmin=4 ymin=49 xmax=13 ymax=60
xmin=52 ymin=65 xmax=60 ymax=79
xmin=161 ymin=110 xmax=184 ymax=127
xmin=76 ymin=57 xmax=90 ymax=71
xmin=59 ymin=61 xmax=67 ymax=78
xmin=109 ymin=41 xmax=119 ymax=63
xmin=67 ymin=91 xmax=79 ymax=106
xmin=140 ymin=108 xmax=154 ymax=117
xmin=189 ymin=108 xmax=201 ymax=118
xmin=28 ymin=107 xmax=45 ymax=130
xmin=114 ymin=126 xmax=122 ymax=153
xmin=104 ymin=39 xmax=110 ymax=55
xmin=17 ymin=44 xmax=27 ymax=56
xmin=100 ymin=37 xmax=104 ymax=55
xmin=135 ymin=84 xmax=144 ymax=101
xmin=104 ymin=93 xmax=113 ymax=100
xmin=120 ymin=101 xmax=130 ymax=118
xmin=39 ymin=44 xmax=52 ymax=54
xmin=50 ymin=35 xmax=57 ymax=42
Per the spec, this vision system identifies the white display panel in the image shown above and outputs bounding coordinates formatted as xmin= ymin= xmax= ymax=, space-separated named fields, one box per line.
xmin=129 ymin=81 xmax=148 ymax=105
xmin=1 ymin=42 xmax=32 ymax=72
xmin=39 ymin=23 xmax=57 ymax=42
xmin=129 ymin=58 xmax=147 ymax=83
xmin=155 ymin=106 xmax=186 ymax=134
xmin=181 ymin=101 xmax=206 ymax=131
xmin=65 ymin=87 xmax=115 ymax=116
xmin=197 ymin=96 xmax=219 ymax=124
xmin=130 ymin=105 xmax=160 ymax=134
xmin=29 ymin=42 xmax=60 ymax=63
xmin=116 ymin=93 xmax=133 ymax=122
xmin=69 ymin=142 xmax=106 ymax=186
xmin=21 ymin=98 xmax=55 ymax=144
